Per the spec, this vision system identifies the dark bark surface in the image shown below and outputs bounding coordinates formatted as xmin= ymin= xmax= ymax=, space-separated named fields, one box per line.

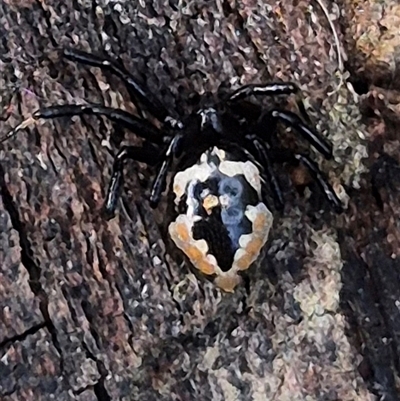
xmin=0 ymin=0 xmax=399 ymax=400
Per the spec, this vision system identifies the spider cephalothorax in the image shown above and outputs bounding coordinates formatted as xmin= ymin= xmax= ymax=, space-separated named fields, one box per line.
xmin=1 ymin=49 xmax=342 ymax=292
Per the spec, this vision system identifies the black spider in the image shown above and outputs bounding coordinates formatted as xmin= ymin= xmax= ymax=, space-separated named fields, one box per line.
xmin=2 ymin=48 xmax=341 ymax=215
xmin=1 ymin=49 xmax=342 ymax=291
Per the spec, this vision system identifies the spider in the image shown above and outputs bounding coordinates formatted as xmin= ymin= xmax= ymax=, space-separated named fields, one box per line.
xmin=1 ymin=49 xmax=342 ymax=292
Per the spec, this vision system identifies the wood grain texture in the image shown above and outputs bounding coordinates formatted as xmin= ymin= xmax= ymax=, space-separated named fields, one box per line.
xmin=0 ymin=1 xmax=399 ymax=400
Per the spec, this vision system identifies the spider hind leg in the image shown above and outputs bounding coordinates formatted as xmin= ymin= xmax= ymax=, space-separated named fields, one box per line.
xmin=104 ymin=143 xmax=161 ymax=218
xmin=294 ymin=153 xmax=342 ymax=212
xmin=250 ymin=137 xmax=285 ymax=210
xmin=149 ymin=134 xmax=183 ymax=209
xmin=265 ymin=109 xmax=333 ymax=159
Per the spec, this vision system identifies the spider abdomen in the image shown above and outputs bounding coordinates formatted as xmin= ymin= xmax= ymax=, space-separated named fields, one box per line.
xmin=168 ymin=146 xmax=273 ymax=292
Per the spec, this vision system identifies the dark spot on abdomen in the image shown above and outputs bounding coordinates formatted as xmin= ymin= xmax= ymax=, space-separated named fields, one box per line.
xmin=192 ymin=218 xmax=235 ymax=272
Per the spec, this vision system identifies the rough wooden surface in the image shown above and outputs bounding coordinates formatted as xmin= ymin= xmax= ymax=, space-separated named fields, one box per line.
xmin=0 ymin=0 xmax=399 ymax=400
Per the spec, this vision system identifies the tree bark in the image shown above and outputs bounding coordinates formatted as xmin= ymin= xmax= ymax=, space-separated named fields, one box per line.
xmin=0 ymin=0 xmax=399 ymax=400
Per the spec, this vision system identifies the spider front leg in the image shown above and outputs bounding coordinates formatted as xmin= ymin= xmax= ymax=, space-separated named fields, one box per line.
xmin=0 ymin=104 xmax=166 ymax=144
xmin=227 ymin=82 xmax=311 ymax=125
xmin=104 ymin=143 xmax=161 ymax=217
xmin=63 ymin=49 xmax=183 ymax=129
xmin=227 ymin=82 xmax=299 ymax=102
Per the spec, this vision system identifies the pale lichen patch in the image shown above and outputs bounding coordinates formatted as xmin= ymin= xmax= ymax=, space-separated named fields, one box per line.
xmin=265 ymin=227 xmax=373 ymax=401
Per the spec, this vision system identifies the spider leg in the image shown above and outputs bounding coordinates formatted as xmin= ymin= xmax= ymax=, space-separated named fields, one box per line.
xmin=63 ymin=49 xmax=183 ymax=129
xmin=250 ymin=137 xmax=284 ymax=210
xmin=294 ymin=153 xmax=342 ymax=212
xmin=0 ymin=104 xmax=168 ymax=145
xmin=227 ymin=82 xmax=311 ymax=125
xmin=265 ymin=109 xmax=333 ymax=159
xmin=227 ymin=82 xmax=299 ymax=102
xmin=104 ymin=144 xmax=161 ymax=218
xmin=149 ymin=134 xmax=183 ymax=208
